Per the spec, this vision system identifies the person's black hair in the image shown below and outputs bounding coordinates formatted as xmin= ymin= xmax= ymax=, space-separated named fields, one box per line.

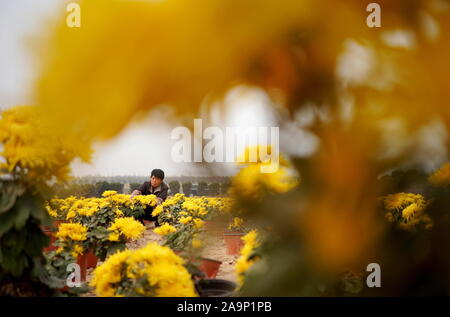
xmin=151 ymin=169 xmax=165 ymax=180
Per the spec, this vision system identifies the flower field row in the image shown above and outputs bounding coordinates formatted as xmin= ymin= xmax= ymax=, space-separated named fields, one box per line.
xmin=43 ymin=190 xmax=256 ymax=295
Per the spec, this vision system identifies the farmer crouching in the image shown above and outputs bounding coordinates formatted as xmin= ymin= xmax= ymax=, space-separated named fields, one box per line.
xmin=131 ymin=168 xmax=169 ymax=227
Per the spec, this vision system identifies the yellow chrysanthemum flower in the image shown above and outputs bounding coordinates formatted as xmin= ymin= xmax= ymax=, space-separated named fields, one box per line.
xmin=108 ymin=232 xmax=120 ymax=242
xmin=108 ymin=217 xmax=145 ymax=240
xmin=153 ymin=223 xmax=177 ymax=236
xmin=113 ymin=208 xmax=124 ymax=217
xmin=45 ymin=203 xmax=58 ymax=218
xmin=182 ymin=201 xmax=200 ymax=213
xmin=151 ymin=205 xmax=163 ymax=217
xmin=91 ymin=243 xmax=197 ymax=297
xmin=77 ymin=200 xmax=100 ymax=217
xmin=381 ymin=192 xmax=431 ymax=230
xmin=55 ymin=223 xmax=88 ymax=241
xmin=71 ymin=244 xmax=85 ymax=258
xmin=179 ymin=216 xmax=193 ymax=224
xmin=193 ymin=218 xmax=204 ymax=229
xmin=228 ymin=217 xmax=244 ymax=231
xmin=383 ymin=193 xmax=424 ymax=211
xmin=90 ymin=249 xmax=133 ymax=297
xmin=102 ymin=190 xmax=118 ymax=197
xmin=133 ymin=194 xmax=158 ymax=207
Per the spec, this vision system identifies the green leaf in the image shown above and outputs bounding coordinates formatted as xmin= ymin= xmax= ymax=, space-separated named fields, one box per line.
xmin=1 ymin=251 xmax=29 ymax=277
xmin=0 ymin=208 xmax=18 ymax=238
xmin=2 ymin=229 xmax=27 ymax=256
xmin=0 ymin=181 xmax=26 ymax=214
xmin=106 ymin=243 xmax=126 ymax=258
xmin=24 ymin=224 xmax=49 ymax=257
xmin=89 ymin=226 xmax=109 ymax=239
xmin=29 ymin=195 xmax=47 ymax=221
xmin=12 ymin=197 xmax=32 ymax=230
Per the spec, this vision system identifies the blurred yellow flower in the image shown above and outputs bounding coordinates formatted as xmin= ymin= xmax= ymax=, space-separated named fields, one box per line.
xmin=102 ymin=190 xmax=118 ymax=197
xmin=428 ymin=163 xmax=450 ymax=187
xmin=0 ymin=105 xmax=91 ymax=181
xmin=35 ymin=0 xmax=312 ymax=141
xmin=193 ymin=218 xmax=204 ymax=229
xmin=191 ymin=238 xmax=203 ymax=249
xmin=230 ymin=163 xmax=298 ymax=200
xmin=235 ymin=230 xmax=260 ymax=286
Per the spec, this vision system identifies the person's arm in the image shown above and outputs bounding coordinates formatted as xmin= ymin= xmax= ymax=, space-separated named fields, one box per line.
xmin=156 ymin=184 xmax=169 ymax=205
xmin=131 ymin=182 xmax=147 ymax=198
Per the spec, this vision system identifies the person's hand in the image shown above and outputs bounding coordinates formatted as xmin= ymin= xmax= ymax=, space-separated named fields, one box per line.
xmin=130 ymin=190 xmax=141 ymax=198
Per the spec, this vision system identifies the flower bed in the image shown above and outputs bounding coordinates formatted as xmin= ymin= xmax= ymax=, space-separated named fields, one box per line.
xmin=43 ymin=191 xmax=156 ymax=287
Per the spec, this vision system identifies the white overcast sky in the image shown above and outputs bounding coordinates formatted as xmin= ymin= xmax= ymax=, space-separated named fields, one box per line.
xmin=0 ymin=1 xmax=321 ymax=177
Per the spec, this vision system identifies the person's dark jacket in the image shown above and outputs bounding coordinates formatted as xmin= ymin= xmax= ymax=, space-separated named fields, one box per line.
xmin=136 ymin=181 xmax=169 ymax=223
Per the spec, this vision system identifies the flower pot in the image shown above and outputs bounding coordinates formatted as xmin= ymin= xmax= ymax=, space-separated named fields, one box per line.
xmin=77 ymin=252 xmax=89 ymax=282
xmin=143 ymin=220 xmax=152 ymax=226
xmin=42 ymin=221 xmax=65 ymax=252
xmin=53 ymin=219 xmax=66 ymax=227
xmin=198 ymin=257 xmax=222 ymax=278
xmin=195 ymin=278 xmax=237 ymax=297
xmin=223 ymin=232 xmax=245 ymax=255
xmin=86 ymin=250 xmax=98 ymax=269
xmin=173 ymin=250 xmax=221 ymax=278
xmin=43 ymin=230 xmax=57 ymax=252
xmin=76 ymin=249 xmax=98 ymax=281
xmin=173 ymin=249 xmax=183 ymax=256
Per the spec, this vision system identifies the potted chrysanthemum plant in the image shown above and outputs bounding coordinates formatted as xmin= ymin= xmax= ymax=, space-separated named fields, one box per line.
xmin=90 ymin=243 xmax=198 ymax=297
xmin=153 ymin=216 xmax=222 ymax=279
xmin=223 ymin=217 xmax=248 ymax=255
